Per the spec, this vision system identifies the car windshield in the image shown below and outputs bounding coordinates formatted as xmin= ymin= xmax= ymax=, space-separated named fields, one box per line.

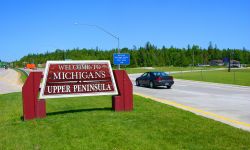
xmin=153 ymin=72 xmax=168 ymax=77
xmin=141 ymin=73 xmax=148 ymax=77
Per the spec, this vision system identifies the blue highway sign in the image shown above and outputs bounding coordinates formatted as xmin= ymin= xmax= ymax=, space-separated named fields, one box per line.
xmin=113 ymin=53 xmax=130 ymax=65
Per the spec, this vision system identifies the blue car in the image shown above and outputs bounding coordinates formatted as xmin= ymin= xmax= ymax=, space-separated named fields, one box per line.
xmin=136 ymin=71 xmax=174 ymax=89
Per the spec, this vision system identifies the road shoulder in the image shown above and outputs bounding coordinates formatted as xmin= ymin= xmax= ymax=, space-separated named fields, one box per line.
xmin=135 ymin=92 xmax=250 ymax=132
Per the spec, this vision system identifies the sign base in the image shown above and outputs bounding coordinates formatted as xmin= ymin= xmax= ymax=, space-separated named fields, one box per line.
xmin=22 ymin=72 xmax=46 ymax=120
xmin=112 ymin=70 xmax=133 ymax=111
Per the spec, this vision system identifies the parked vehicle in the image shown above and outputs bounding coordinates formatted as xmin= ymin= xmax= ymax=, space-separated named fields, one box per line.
xmin=4 ymin=65 xmax=8 ymax=69
xmin=136 ymin=71 xmax=174 ymax=89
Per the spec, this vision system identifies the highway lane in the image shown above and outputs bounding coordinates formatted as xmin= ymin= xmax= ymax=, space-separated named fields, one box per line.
xmin=0 ymin=68 xmax=22 ymax=94
xmin=129 ymin=73 xmax=250 ymax=131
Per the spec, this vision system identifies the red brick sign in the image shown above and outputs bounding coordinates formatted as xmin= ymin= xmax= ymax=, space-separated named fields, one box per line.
xmin=39 ymin=61 xmax=118 ymax=99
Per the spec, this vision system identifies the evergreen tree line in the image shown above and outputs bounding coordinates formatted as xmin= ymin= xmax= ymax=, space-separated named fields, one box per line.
xmin=16 ymin=42 xmax=250 ymax=67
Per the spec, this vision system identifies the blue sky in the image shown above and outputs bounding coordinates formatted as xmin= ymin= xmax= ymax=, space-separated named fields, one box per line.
xmin=0 ymin=0 xmax=249 ymax=61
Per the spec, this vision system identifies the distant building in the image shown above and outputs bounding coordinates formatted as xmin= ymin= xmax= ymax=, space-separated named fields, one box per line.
xmin=230 ymin=60 xmax=241 ymax=68
xmin=197 ymin=64 xmax=210 ymax=67
xmin=209 ymin=60 xmax=224 ymax=66
xmin=37 ymin=64 xmax=46 ymax=68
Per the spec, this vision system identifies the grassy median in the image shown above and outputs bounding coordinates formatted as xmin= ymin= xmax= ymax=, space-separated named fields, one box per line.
xmin=173 ymin=68 xmax=250 ymax=86
xmin=123 ymin=66 xmax=223 ymax=74
xmin=14 ymin=69 xmax=28 ymax=83
xmin=0 ymin=93 xmax=250 ymax=149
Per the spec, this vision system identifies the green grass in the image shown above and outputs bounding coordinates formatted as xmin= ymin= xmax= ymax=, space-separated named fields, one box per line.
xmin=1 ymin=93 xmax=250 ymax=149
xmin=122 ymin=66 xmax=224 ymax=74
xmin=174 ymin=68 xmax=250 ymax=86
xmin=14 ymin=69 xmax=28 ymax=83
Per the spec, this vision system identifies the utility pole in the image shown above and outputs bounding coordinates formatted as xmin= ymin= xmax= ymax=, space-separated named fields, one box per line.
xmin=192 ymin=49 xmax=195 ymax=70
xmin=74 ymin=23 xmax=120 ymax=69
xmin=228 ymin=51 xmax=231 ymax=72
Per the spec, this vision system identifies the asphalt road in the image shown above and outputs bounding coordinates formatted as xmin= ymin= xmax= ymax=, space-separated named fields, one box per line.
xmin=129 ymin=73 xmax=250 ymax=131
xmin=0 ymin=68 xmax=22 ymax=94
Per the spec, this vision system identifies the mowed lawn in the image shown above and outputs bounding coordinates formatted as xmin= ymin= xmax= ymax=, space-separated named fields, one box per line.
xmin=173 ymin=68 xmax=250 ymax=86
xmin=15 ymin=69 xmax=28 ymax=83
xmin=123 ymin=66 xmax=222 ymax=74
xmin=0 ymin=93 xmax=250 ymax=149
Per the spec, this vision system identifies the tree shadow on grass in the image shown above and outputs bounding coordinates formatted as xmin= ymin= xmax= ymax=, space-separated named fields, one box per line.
xmin=46 ymin=107 xmax=113 ymax=116
xmin=20 ymin=107 xmax=112 ymax=120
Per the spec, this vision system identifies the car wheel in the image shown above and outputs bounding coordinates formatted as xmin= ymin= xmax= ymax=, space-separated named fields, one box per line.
xmin=166 ymin=85 xmax=171 ymax=89
xmin=136 ymin=80 xmax=140 ymax=86
xmin=149 ymin=81 xmax=154 ymax=88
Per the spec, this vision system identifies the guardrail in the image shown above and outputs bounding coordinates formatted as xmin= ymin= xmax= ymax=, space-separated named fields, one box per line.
xmin=15 ymin=68 xmax=29 ymax=77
